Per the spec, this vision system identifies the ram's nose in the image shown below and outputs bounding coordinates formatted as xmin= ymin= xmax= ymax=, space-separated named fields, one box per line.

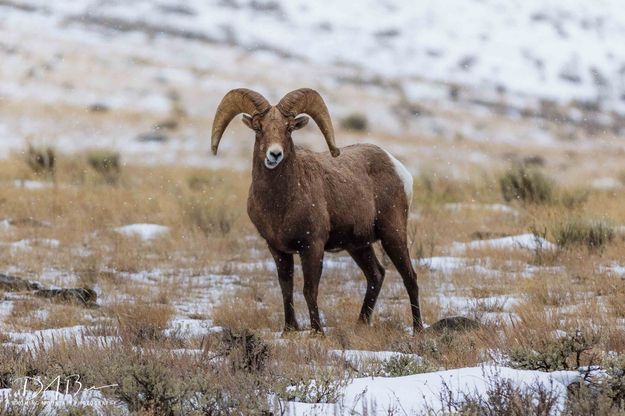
xmin=265 ymin=144 xmax=284 ymax=169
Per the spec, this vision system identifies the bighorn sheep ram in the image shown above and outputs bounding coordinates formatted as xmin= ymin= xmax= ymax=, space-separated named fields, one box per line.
xmin=211 ymin=88 xmax=423 ymax=333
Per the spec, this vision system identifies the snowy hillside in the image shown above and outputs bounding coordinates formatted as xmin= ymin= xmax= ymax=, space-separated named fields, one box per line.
xmin=16 ymin=0 xmax=625 ymax=110
xmin=1 ymin=0 xmax=625 ymax=181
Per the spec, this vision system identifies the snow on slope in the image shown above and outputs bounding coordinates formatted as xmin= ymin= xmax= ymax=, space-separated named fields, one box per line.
xmin=32 ymin=0 xmax=625 ymax=112
xmin=1 ymin=0 xmax=624 ymax=178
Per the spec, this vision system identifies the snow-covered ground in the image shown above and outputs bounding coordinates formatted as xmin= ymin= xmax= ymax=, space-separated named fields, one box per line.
xmin=0 ymin=365 xmax=580 ymax=415
xmin=284 ymin=365 xmax=579 ymax=415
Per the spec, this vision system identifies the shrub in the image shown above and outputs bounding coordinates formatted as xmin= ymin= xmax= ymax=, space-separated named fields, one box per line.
xmin=117 ymin=358 xmax=183 ymax=415
xmin=25 ymin=145 xmax=55 ymax=177
xmin=500 ymin=166 xmax=554 ymax=204
xmin=564 ymin=382 xmax=625 ymax=416
xmin=0 ymin=340 xmax=274 ymax=415
xmin=0 ymin=391 xmax=46 ymax=415
xmin=605 ymin=353 xmax=625 ymax=409
xmin=563 ymin=353 xmax=625 ymax=415
xmin=340 ymin=113 xmax=368 ymax=132
xmin=87 ymin=150 xmax=121 ymax=184
xmin=553 ymin=219 xmax=614 ymax=250
xmin=55 ymin=404 xmax=99 ymax=416
xmin=220 ymin=328 xmax=269 ymax=373
xmin=509 ymin=331 xmax=597 ymax=372
xmin=434 ymin=376 xmax=561 ymax=416
xmin=359 ymin=355 xmax=432 ymax=378
xmin=276 ymin=369 xmax=347 ymax=404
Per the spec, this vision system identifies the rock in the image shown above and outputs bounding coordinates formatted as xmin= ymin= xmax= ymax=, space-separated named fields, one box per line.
xmin=34 ymin=288 xmax=97 ymax=306
xmin=89 ymin=103 xmax=110 ymax=112
xmin=136 ymin=131 xmax=169 ymax=142
xmin=470 ymin=231 xmax=511 ymax=240
xmin=8 ymin=218 xmax=52 ymax=228
xmin=0 ymin=274 xmax=42 ymax=292
xmin=427 ymin=316 xmax=482 ymax=333
xmin=152 ymin=119 xmax=178 ymax=131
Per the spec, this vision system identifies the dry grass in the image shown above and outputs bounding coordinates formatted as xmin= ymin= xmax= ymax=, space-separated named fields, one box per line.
xmin=0 ymin=150 xmax=624 ymax=413
xmin=112 ymin=302 xmax=175 ymax=344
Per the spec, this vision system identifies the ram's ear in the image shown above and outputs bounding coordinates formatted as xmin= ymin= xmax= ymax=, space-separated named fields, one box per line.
xmin=241 ymin=115 xmax=254 ymax=130
xmin=291 ymin=115 xmax=309 ymax=130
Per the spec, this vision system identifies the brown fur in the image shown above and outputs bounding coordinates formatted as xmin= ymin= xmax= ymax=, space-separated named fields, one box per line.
xmin=216 ymin=95 xmax=423 ymax=334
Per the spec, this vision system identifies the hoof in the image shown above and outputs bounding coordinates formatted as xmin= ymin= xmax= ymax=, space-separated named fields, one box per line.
xmin=283 ymin=324 xmax=300 ymax=333
xmin=310 ymin=327 xmax=325 ymax=337
xmin=412 ymin=323 xmax=425 ymax=334
xmin=356 ymin=317 xmax=371 ymax=327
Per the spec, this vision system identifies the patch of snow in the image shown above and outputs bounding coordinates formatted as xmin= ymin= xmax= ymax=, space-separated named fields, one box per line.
xmin=417 ymin=256 xmax=467 ymax=273
xmin=283 ymin=365 xmax=579 ymax=415
xmin=6 ymin=325 xmax=88 ymax=348
xmin=437 ymin=295 xmax=520 ymax=314
xmin=114 ymin=223 xmax=169 ymax=241
xmin=12 ymin=180 xmax=53 ymax=190
xmin=444 ymin=203 xmax=519 ymax=216
xmin=553 ymin=329 xmax=569 ymax=338
xmin=323 ymin=257 xmax=354 ymax=270
xmin=4 ymin=239 xmax=60 ymax=252
xmin=416 ymin=256 xmax=517 ymax=278
xmin=117 ymin=268 xmax=167 ymax=284
xmin=601 ymin=262 xmax=625 ymax=277
xmin=591 ymin=177 xmax=622 ymax=190
xmin=165 ymin=318 xmax=211 ymax=338
xmin=480 ymin=312 xmax=521 ymax=326
xmin=450 ymin=233 xmax=556 ymax=253
xmin=330 ymin=349 xmax=423 ymax=366
xmin=233 ymin=256 xmax=354 ymax=274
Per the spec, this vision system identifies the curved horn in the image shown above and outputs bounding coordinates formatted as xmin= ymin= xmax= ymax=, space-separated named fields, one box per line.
xmin=211 ymin=88 xmax=271 ymax=155
xmin=276 ymin=88 xmax=340 ymax=157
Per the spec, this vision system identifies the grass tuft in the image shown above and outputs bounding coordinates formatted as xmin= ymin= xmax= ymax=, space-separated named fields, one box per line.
xmin=87 ymin=150 xmax=121 ymax=184
xmin=553 ymin=218 xmax=615 ymax=251
xmin=340 ymin=113 xmax=368 ymax=132
xmin=26 ymin=145 xmax=56 ymax=178
xmin=500 ymin=166 xmax=554 ymax=204
xmin=113 ymin=303 xmax=174 ymax=344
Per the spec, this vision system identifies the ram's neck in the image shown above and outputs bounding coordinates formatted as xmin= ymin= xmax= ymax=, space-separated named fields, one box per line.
xmin=250 ymin=149 xmax=300 ymax=216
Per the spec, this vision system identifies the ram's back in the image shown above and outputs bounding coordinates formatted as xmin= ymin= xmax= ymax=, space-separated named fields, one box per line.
xmin=296 ymin=144 xmax=412 ymax=251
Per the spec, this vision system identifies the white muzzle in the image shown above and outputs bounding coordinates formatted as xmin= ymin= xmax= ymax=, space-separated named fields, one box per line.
xmin=264 ymin=144 xmax=284 ymax=169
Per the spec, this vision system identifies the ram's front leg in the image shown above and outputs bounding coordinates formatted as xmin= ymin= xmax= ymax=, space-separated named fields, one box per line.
xmin=269 ymin=246 xmax=299 ymax=331
xmin=300 ymin=243 xmax=325 ymax=334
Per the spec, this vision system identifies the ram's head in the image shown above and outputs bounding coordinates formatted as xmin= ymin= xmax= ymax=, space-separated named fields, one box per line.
xmin=211 ymin=88 xmax=340 ymax=169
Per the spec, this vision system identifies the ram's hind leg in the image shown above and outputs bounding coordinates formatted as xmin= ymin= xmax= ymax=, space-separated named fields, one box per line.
xmin=379 ymin=224 xmax=424 ymax=333
xmin=348 ymin=245 xmax=386 ymax=325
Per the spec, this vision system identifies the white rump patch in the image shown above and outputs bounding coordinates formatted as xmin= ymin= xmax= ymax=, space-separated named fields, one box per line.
xmin=383 ymin=149 xmax=413 ymax=207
